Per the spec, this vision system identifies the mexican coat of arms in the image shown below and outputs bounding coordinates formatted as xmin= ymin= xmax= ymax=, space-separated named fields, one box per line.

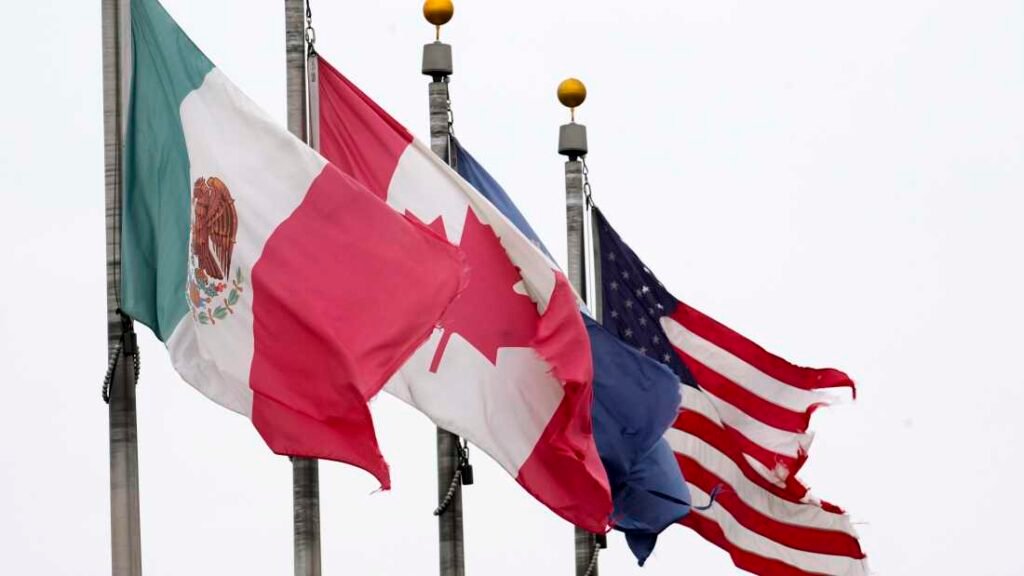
xmin=187 ymin=176 xmax=244 ymax=325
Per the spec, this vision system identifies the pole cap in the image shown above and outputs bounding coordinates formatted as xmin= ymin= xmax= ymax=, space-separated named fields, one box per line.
xmin=558 ymin=123 xmax=588 ymax=159
xmin=422 ymin=41 xmax=453 ymax=78
xmin=424 ymin=0 xmax=454 ymax=26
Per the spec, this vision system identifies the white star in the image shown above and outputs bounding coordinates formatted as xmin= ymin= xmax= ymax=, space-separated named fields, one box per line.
xmin=622 ymin=271 xmax=630 ymax=279
xmin=638 ymin=317 xmax=648 ymax=326
xmin=608 ymin=253 xmax=616 ymax=261
xmin=624 ymin=328 xmax=633 ymax=339
xmin=641 ymin=285 xmax=650 ymax=294
xmin=648 ymin=307 xmax=655 ymax=315
xmin=652 ymin=335 xmax=660 ymax=344
xmin=662 ymin=353 xmax=672 ymax=362
xmin=610 ymin=310 xmax=619 ymax=318
xmin=656 ymin=303 xmax=664 ymax=310
xmin=624 ymin=300 xmax=633 ymax=309
xmin=639 ymin=347 xmax=648 ymax=354
xmin=610 ymin=281 xmax=619 ymax=291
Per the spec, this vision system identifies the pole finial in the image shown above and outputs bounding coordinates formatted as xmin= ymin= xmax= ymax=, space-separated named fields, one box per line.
xmin=423 ymin=0 xmax=454 ymax=40
xmin=557 ymin=78 xmax=587 ymax=122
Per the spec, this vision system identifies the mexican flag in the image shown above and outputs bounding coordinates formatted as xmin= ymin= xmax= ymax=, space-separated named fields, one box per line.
xmin=119 ymin=0 xmax=466 ymax=487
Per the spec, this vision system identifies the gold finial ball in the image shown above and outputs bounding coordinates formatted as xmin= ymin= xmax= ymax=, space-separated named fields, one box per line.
xmin=557 ymin=78 xmax=587 ymax=109
xmin=423 ymin=0 xmax=454 ymax=26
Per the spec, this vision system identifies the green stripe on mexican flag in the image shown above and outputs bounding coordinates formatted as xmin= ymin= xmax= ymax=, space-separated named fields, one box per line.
xmin=120 ymin=0 xmax=466 ymax=487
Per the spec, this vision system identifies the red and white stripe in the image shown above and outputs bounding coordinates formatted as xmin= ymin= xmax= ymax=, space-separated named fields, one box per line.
xmin=662 ymin=302 xmax=867 ymax=575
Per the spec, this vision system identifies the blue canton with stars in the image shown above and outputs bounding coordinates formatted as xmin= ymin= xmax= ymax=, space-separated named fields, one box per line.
xmin=594 ymin=208 xmax=698 ymax=389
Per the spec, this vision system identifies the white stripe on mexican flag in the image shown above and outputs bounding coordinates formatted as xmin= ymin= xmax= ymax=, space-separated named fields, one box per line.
xmin=122 ymin=0 xmax=466 ymax=487
xmin=168 ymin=68 xmax=328 ymax=416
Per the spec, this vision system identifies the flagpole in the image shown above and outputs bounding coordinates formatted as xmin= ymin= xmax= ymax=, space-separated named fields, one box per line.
xmin=102 ymin=0 xmax=143 ymax=574
xmin=284 ymin=2 xmax=321 ymax=575
xmin=421 ymin=3 xmax=466 ymax=575
xmin=557 ymin=78 xmax=605 ymax=576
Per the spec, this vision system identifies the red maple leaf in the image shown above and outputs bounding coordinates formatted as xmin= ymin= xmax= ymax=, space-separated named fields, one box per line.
xmin=429 ymin=208 xmax=538 ymax=372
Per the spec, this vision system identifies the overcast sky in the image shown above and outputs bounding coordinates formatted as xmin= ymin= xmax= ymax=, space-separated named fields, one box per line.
xmin=2 ymin=1 xmax=1023 ymax=574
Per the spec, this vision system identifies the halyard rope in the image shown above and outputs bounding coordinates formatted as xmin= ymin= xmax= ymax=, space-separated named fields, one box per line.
xmin=434 ymin=468 xmax=462 ymax=516
xmin=582 ymin=540 xmax=600 ymax=576
xmin=433 ymin=440 xmax=470 ymax=516
xmin=102 ymin=329 xmax=140 ymax=404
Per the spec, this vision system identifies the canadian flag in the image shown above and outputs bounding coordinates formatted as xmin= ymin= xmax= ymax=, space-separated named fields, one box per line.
xmin=315 ymin=56 xmax=612 ymax=532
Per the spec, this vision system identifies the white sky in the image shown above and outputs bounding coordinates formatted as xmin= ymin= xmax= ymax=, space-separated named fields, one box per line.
xmin=2 ymin=1 xmax=1023 ymax=574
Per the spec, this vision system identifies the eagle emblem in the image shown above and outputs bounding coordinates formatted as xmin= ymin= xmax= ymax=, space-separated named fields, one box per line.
xmin=186 ymin=176 xmax=245 ymax=325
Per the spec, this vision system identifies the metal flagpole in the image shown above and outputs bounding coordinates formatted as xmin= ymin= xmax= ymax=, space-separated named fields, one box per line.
xmin=556 ymin=78 xmax=605 ymax=576
xmin=102 ymin=0 xmax=143 ymax=574
xmin=422 ymin=3 xmax=467 ymax=575
xmin=284 ymin=2 xmax=321 ymax=575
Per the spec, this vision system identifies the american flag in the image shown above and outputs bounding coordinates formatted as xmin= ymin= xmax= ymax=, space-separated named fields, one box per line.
xmin=593 ymin=208 xmax=867 ymax=575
